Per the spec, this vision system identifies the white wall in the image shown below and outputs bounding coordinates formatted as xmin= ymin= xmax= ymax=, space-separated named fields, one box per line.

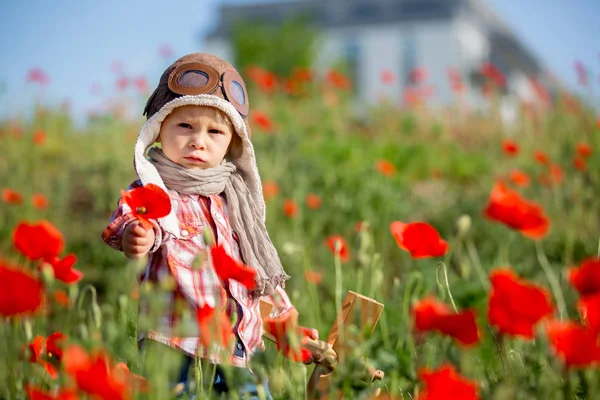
xmin=205 ymin=19 xmax=465 ymax=107
xmin=315 ymin=20 xmax=457 ymax=106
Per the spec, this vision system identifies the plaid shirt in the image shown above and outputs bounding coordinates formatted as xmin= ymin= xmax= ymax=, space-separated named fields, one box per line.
xmin=102 ymin=180 xmax=297 ymax=367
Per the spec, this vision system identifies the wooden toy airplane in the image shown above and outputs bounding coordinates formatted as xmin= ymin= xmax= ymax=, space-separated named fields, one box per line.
xmin=260 ymin=291 xmax=385 ymax=399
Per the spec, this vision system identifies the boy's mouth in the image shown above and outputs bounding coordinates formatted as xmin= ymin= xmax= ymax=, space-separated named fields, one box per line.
xmin=184 ymin=156 xmax=206 ymax=163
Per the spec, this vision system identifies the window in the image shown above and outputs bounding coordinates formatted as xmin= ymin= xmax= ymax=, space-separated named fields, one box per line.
xmin=344 ymin=39 xmax=361 ymax=93
xmin=401 ymin=32 xmax=417 ymax=88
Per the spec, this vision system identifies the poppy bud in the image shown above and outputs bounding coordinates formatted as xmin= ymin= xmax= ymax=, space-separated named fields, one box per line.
xmin=23 ymin=320 xmax=33 ymax=341
xmin=203 ymin=225 xmax=214 ymax=246
xmin=192 ymin=252 xmax=207 ymax=269
xmin=456 ymin=215 xmax=472 ymax=238
xmin=77 ymin=323 xmax=89 ymax=339
xmin=118 ymin=294 xmax=128 ymax=312
xmin=91 ymin=302 xmax=102 ymax=329
xmin=159 ymin=276 xmax=177 ymax=291
xmin=40 ymin=262 xmax=55 ymax=286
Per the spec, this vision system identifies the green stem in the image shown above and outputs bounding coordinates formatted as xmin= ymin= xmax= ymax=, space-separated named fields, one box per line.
xmin=466 ymin=239 xmax=490 ymax=290
xmin=535 ymin=241 xmax=568 ymax=320
xmin=334 ymin=245 xmax=343 ymax=344
xmin=495 ymin=334 xmax=510 ymax=379
xmin=563 ymin=369 xmax=572 ymax=399
xmin=398 ymin=272 xmax=423 ymax=353
xmin=436 ymin=262 xmax=457 ymax=312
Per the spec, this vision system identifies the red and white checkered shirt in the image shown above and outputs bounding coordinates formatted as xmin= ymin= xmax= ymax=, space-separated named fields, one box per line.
xmin=102 ymin=180 xmax=298 ymax=367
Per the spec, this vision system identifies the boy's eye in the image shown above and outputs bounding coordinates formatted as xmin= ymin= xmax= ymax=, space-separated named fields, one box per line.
xmin=178 ymin=123 xmax=192 ymax=129
xmin=209 ymin=129 xmax=223 ymax=135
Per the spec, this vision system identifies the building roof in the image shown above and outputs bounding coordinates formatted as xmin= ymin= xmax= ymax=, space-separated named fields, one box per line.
xmin=206 ymin=0 xmax=549 ymax=78
xmin=206 ymin=0 xmax=461 ymax=40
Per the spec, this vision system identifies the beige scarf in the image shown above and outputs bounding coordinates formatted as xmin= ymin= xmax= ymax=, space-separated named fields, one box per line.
xmin=148 ymin=148 xmax=289 ymax=296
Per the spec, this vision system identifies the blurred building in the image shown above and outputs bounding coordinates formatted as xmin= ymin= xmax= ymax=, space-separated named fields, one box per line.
xmin=205 ymin=0 xmax=553 ymax=113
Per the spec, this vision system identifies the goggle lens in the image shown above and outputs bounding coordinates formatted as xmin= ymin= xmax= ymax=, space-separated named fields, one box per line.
xmin=229 ymin=80 xmax=246 ymax=105
xmin=178 ymin=70 xmax=210 ymax=88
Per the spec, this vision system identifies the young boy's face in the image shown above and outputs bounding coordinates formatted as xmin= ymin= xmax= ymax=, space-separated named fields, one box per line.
xmin=158 ymin=105 xmax=233 ymax=170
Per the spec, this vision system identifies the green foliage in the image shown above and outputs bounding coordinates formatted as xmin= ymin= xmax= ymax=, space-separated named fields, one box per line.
xmin=1 ymin=82 xmax=599 ymax=398
xmin=231 ymin=16 xmax=319 ymax=76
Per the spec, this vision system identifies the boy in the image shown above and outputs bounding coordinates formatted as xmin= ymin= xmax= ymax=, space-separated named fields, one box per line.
xmin=102 ymin=53 xmax=317 ymax=398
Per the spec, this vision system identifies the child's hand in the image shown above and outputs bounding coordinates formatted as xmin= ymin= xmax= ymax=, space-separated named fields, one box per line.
xmin=123 ymin=221 xmax=155 ymax=259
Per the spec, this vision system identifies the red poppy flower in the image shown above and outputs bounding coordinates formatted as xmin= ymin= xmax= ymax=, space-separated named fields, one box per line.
xmin=0 ymin=261 xmax=44 ymax=317
xmin=133 ymin=76 xmax=147 ymax=93
xmin=63 ymin=345 xmax=128 ymax=400
xmin=380 ymin=69 xmax=396 ymax=85
xmin=292 ymin=67 xmax=313 ymax=83
xmin=483 ymin=182 xmax=550 ymax=239
xmin=196 ymin=305 xmax=233 ymax=348
xmin=25 ymin=332 xmax=65 ymax=379
xmin=114 ymin=363 xmax=150 ymax=393
xmin=13 ymin=220 xmax=64 ymax=262
xmin=283 ymin=199 xmax=298 ymax=218
xmin=33 ymin=129 xmax=47 ymax=146
xmin=26 ymin=386 xmax=78 ymax=400
xmin=46 ymin=332 xmax=66 ymax=360
xmin=305 ymin=193 xmax=321 ymax=210
xmin=304 ymin=270 xmax=322 ymax=285
xmin=417 ymin=364 xmax=480 ymax=400
xmin=447 ymin=68 xmax=464 ymax=94
xmin=487 ymin=269 xmax=553 ymax=338
xmin=262 ymin=181 xmax=279 ymax=201
xmin=325 ymin=69 xmax=351 ymax=91
xmin=210 ymin=244 xmax=257 ymax=290
xmin=573 ymin=156 xmax=587 ymax=172
xmin=376 ymin=159 xmax=396 ymax=176
xmin=533 ymin=151 xmax=549 ymax=165
xmin=27 ymin=68 xmax=51 ymax=86
xmin=251 ymin=110 xmax=274 ymax=133
xmin=546 ymin=320 xmax=600 ymax=367
xmin=390 ymin=221 xmax=448 ymax=259
xmin=413 ymin=298 xmax=480 ymax=346
xmin=480 ymin=63 xmax=505 ymax=87
xmin=3 ymin=188 xmax=23 ymax=204
xmin=501 ymin=139 xmax=519 ymax=156
xmin=264 ymin=312 xmax=317 ymax=363
xmin=32 ymin=193 xmax=49 ymax=209
xmin=45 ymin=254 xmax=83 ymax=284
xmin=549 ymin=164 xmax=564 ymax=184
xmin=27 ymin=335 xmax=45 ymax=362
xmin=409 ymin=67 xmax=428 ymax=84
xmin=158 ymin=43 xmax=173 ymax=59
xmin=121 ymin=183 xmax=171 ymax=230
xmin=53 ymin=289 xmax=70 ymax=308
xmin=576 ymin=143 xmax=592 ymax=158
xmin=568 ymin=258 xmax=600 ymax=296
xmin=245 ymin=65 xmax=278 ymax=94
xmin=508 ymin=169 xmax=529 ymax=187
xmin=577 ymin=293 xmax=600 ymax=332
xmin=325 ymin=235 xmax=350 ymax=263
xmin=116 ymin=76 xmax=128 ymax=91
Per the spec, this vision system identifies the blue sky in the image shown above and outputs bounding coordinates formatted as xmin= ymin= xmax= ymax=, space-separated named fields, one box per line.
xmin=0 ymin=0 xmax=598 ymax=122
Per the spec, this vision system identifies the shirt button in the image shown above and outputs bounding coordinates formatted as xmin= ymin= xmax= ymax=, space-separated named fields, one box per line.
xmin=236 ymin=342 xmax=243 ymax=350
xmin=180 ymin=229 xmax=189 ymax=237
xmin=214 ymin=211 xmax=221 ymax=220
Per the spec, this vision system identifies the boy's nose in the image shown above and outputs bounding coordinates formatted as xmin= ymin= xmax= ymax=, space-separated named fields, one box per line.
xmin=189 ymin=131 xmax=207 ymax=149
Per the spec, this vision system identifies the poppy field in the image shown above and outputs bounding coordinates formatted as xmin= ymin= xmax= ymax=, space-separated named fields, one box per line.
xmin=1 ymin=63 xmax=600 ymax=399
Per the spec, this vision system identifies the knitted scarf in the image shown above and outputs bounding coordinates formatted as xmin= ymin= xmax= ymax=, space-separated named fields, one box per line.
xmin=147 ymin=148 xmax=288 ymax=296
